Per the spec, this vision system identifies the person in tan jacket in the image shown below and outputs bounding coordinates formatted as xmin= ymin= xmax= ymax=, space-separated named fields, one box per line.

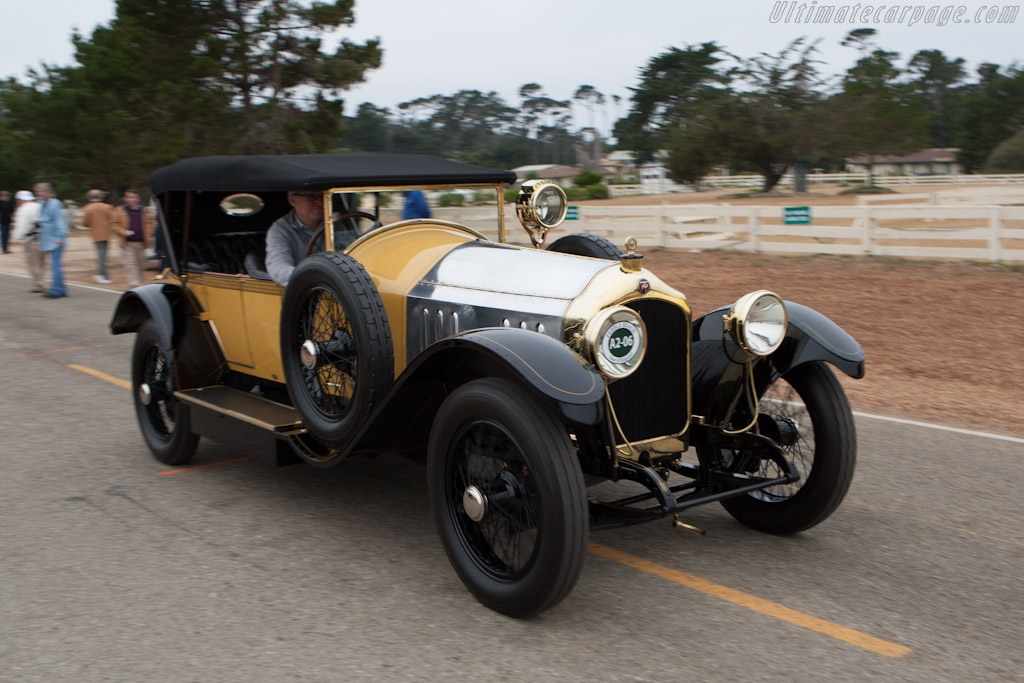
xmin=109 ymin=189 xmax=155 ymax=288
xmin=79 ymin=189 xmax=114 ymax=284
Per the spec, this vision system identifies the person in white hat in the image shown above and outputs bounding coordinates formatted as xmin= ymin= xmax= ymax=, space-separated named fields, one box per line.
xmin=11 ymin=190 xmax=45 ymax=292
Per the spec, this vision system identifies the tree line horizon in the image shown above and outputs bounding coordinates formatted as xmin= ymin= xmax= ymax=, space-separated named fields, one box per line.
xmin=1 ymin=1 xmax=1022 ymax=199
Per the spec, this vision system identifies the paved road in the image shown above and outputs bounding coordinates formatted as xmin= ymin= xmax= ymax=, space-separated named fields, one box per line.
xmin=1 ymin=273 xmax=1021 ymax=682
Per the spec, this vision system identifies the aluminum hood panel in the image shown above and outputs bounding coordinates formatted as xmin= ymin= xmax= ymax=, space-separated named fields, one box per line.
xmin=417 ymin=241 xmax=612 ymax=300
xmin=405 ymin=241 xmax=614 ymax=362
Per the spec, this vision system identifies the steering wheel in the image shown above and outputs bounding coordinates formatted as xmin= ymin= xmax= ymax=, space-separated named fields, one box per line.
xmin=305 ymin=211 xmax=379 ymax=256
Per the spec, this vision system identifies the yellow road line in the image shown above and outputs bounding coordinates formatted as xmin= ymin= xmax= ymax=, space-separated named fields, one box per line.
xmin=588 ymin=542 xmax=913 ymax=659
xmin=67 ymin=363 xmax=131 ymax=390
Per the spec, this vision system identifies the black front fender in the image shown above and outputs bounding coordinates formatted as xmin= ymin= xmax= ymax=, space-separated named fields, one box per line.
xmin=691 ymin=301 xmax=864 ymax=423
xmin=344 ymin=327 xmax=607 ymax=463
xmin=770 ymin=301 xmax=865 ymax=379
xmin=434 ymin=328 xmax=606 ymax=406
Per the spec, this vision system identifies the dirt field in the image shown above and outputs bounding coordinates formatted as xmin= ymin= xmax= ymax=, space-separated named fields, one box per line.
xmin=641 ymin=248 xmax=1024 ymax=437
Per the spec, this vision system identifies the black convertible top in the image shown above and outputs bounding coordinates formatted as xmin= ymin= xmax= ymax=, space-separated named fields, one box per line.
xmin=150 ymin=153 xmax=517 ymax=194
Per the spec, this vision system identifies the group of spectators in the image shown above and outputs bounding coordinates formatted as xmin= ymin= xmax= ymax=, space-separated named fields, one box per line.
xmin=0 ymin=185 xmax=156 ymax=299
xmin=79 ymin=188 xmax=155 ymax=287
xmin=0 ymin=185 xmax=433 ymax=294
xmin=0 ymin=184 xmax=70 ymax=298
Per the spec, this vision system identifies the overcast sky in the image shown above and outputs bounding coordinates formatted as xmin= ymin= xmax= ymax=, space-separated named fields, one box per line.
xmin=3 ymin=0 xmax=1022 ymax=126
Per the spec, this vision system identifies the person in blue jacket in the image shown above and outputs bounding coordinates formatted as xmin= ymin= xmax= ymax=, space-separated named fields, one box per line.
xmin=402 ymin=190 xmax=431 ymax=220
xmin=34 ymin=183 xmax=69 ymax=299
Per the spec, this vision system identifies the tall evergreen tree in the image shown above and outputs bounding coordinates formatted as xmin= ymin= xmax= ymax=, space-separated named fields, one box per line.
xmin=907 ymin=49 xmax=966 ymax=147
xmin=613 ymin=43 xmax=723 ymax=165
xmin=208 ymin=0 xmax=382 ymax=153
xmin=0 ymin=0 xmax=381 ymax=193
xmin=831 ymin=49 xmax=930 ymax=183
xmin=573 ymin=85 xmax=605 ymax=162
xmin=718 ymin=38 xmax=828 ymax=191
xmin=952 ymin=64 xmax=1024 ymax=172
xmin=1 ymin=0 xmax=234 ymax=192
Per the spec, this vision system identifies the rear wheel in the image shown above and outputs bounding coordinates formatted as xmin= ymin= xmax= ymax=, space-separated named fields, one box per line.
xmin=547 ymin=233 xmax=623 ymax=260
xmin=719 ymin=361 xmax=856 ymax=534
xmin=428 ymin=378 xmax=587 ymax=617
xmin=131 ymin=320 xmax=199 ymax=465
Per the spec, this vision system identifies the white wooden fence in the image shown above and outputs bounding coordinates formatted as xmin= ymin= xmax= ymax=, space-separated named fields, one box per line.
xmin=433 ymin=204 xmax=1024 ymax=262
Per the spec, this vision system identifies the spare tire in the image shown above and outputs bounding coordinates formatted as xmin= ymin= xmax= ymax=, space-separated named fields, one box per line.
xmin=546 ymin=233 xmax=623 ymax=260
xmin=280 ymin=252 xmax=393 ymax=452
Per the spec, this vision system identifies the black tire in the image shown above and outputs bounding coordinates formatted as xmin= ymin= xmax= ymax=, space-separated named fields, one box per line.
xmin=280 ymin=252 xmax=393 ymax=457
xmin=427 ymin=378 xmax=588 ymax=617
xmin=546 ymin=233 xmax=623 ymax=260
xmin=131 ymin=319 xmax=199 ymax=465
xmin=719 ymin=361 xmax=856 ymax=535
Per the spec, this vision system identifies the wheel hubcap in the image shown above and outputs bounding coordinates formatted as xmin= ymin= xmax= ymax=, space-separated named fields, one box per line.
xmin=139 ymin=383 xmax=152 ymax=406
xmin=463 ymin=485 xmax=487 ymax=522
xmin=300 ymin=339 xmax=318 ymax=370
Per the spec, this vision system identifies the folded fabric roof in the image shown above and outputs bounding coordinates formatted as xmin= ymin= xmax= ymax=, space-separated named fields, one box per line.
xmin=151 ymin=153 xmax=517 ymax=195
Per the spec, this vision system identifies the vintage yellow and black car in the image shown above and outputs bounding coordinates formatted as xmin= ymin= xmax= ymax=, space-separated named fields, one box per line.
xmin=111 ymin=154 xmax=865 ymax=617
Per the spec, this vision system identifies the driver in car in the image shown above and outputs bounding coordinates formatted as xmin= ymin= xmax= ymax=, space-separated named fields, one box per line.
xmin=265 ymin=190 xmax=324 ymax=287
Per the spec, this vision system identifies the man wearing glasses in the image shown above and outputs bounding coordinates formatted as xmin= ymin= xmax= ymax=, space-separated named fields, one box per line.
xmin=265 ymin=190 xmax=325 ymax=287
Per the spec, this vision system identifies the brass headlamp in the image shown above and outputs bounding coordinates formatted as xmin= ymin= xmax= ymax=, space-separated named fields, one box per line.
xmin=516 ymin=179 xmax=568 ymax=248
xmin=724 ymin=290 xmax=787 ymax=357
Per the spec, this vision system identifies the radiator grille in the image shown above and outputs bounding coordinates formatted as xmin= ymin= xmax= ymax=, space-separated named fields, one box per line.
xmin=608 ymin=299 xmax=689 ymax=442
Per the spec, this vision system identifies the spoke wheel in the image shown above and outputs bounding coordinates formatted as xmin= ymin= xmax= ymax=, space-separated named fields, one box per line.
xmin=446 ymin=419 xmax=540 ymax=579
xmin=281 ymin=252 xmax=393 ymax=459
xmin=719 ymin=361 xmax=856 ymax=534
xmin=297 ymin=286 xmax=358 ymax=420
xmin=131 ymin=320 xmax=199 ymax=465
xmin=428 ymin=378 xmax=587 ymax=617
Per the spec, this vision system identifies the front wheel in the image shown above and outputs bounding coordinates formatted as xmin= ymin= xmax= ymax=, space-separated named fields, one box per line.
xmin=719 ymin=361 xmax=856 ymax=534
xmin=427 ymin=378 xmax=588 ymax=617
xmin=131 ymin=320 xmax=199 ymax=465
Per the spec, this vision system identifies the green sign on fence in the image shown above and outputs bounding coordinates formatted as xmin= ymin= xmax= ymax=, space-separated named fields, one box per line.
xmin=784 ymin=206 xmax=811 ymax=224
xmin=565 ymin=205 xmax=579 ymax=221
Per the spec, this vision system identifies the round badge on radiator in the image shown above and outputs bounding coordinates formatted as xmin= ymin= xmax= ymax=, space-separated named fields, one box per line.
xmin=637 ymin=278 xmax=651 ymax=294
xmin=602 ymin=321 xmax=641 ymax=364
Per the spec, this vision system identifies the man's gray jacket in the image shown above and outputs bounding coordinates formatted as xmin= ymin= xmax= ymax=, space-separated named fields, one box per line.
xmin=265 ymin=210 xmax=318 ymax=287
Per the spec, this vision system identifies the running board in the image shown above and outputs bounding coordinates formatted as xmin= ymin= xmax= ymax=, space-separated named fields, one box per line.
xmin=174 ymin=386 xmax=304 ymax=434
